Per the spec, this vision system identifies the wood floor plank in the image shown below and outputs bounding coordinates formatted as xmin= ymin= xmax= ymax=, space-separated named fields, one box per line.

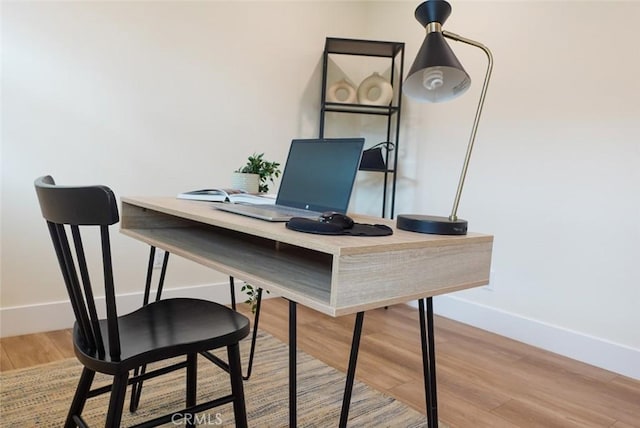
xmin=612 ymin=421 xmax=638 ymax=428
xmin=507 ymin=357 xmax=640 ymax=426
xmin=440 ymin=390 xmax=520 ymax=428
xmin=46 ymin=328 xmax=75 ymax=358
xmin=0 ymin=332 xmax=66 ymax=370
xmin=520 ymin=348 xmax=618 ymax=383
xmin=0 ymin=343 xmax=15 ymax=371
xmin=492 ymin=396 xmax=617 ymax=428
xmin=437 ymin=356 xmax=514 ymax=411
xmin=610 ymin=375 xmax=640 ymax=398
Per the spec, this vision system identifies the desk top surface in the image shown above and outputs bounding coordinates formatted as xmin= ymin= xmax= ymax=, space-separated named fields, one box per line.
xmin=121 ymin=196 xmax=493 ymax=256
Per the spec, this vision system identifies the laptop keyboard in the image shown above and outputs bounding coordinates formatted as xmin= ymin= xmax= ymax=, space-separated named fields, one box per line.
xmin=249 ymin=205 xmax=320 ymax=218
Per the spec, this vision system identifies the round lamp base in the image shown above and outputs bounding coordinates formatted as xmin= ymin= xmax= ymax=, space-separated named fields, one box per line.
xmin=396 ymin=214 xmax=468 ymax=235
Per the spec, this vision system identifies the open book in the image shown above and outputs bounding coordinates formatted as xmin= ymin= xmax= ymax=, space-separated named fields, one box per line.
xmin=177 ymin=189 xmax=275 ymax=205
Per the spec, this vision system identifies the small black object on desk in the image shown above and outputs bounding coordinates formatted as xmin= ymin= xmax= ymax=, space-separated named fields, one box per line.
xmin=319 ymin=211 xmax=355 ymax=229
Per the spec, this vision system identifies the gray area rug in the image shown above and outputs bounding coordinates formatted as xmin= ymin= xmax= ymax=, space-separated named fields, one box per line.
xmin=0 ymin=332 xmax=438 ymax=427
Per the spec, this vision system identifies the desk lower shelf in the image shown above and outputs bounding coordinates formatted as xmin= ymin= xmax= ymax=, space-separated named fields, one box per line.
xmin=121 ymin=225 xmax=334 ymax=311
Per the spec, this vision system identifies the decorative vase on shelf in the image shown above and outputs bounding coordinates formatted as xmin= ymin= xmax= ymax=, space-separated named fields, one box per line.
xmin=327 ymin=79 xmax=357 ymax=104
xmin=231 ymin=172 xmax=260 ymax=193
xmin=357 ymin=72 xmax=394 ymax=106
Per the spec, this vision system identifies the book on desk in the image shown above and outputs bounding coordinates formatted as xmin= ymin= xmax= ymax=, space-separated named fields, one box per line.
xmin=177 ymin=189 xmax=276 ymax=205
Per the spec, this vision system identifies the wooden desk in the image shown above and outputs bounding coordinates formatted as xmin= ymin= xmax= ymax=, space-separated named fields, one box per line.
xmin=120 ymin=197 xmax=493 ymax=426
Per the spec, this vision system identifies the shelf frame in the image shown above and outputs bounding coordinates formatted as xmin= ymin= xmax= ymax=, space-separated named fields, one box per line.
xmin=319 ymin=37 xmax=405 ymax=219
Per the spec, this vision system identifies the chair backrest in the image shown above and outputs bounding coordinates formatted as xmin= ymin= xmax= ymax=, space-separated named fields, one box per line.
xmin=34 ymin=175 xmax=122 ymax=361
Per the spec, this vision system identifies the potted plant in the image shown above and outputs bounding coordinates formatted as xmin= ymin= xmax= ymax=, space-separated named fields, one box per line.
xmin=234 ymin=153 xmax=281 ymax=193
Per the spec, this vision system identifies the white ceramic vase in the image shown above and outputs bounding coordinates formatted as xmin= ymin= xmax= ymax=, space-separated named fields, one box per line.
xmin=231 ymin=172 xmax=260 ymax=193
xmin=327 ymin=79 xmax=357 ymax=104
xmin=357 ymin=72 xmax=393 ymax=106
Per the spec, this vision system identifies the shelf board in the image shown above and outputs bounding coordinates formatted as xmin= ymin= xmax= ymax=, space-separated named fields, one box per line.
xmin=358 ymin=168 xmax=395 ymax=173
xmin=322 ymin=102 xmax=399 ymax=116
xmin=325 ymin=37 xmax=404 ymax=58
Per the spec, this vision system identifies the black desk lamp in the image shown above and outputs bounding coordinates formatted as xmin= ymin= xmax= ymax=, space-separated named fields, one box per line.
xmin=397 ymin=0 xmax=493 ymax=235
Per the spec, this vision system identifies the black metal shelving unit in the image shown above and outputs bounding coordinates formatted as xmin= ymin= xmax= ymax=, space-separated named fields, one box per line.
xmin=319 ymin=37 xmax=405 ymax=218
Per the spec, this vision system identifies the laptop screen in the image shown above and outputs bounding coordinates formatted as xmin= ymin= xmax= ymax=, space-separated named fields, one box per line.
xmin=276 ymin=138 xmax=364 ymax=213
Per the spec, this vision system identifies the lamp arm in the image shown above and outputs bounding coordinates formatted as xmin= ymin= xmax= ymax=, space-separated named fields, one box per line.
xmin=443 ymin=30 xmax=494 ymax=221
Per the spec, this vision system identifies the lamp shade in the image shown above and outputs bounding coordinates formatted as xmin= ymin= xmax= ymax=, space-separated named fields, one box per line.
xmin=403 ymin=0 xmax=471 ymax=103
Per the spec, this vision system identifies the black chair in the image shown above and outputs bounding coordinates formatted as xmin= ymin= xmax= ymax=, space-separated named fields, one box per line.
xmin=34 ymin=176 xmax=250 ymax=428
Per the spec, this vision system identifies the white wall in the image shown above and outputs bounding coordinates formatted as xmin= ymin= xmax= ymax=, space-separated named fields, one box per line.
xmin=365 ymin=1 xmax=640 ymax=378
xmin=2 ymin=1 xmax=639 ymax=378
xmin=1 ymin=0 xmax=367 ymax=305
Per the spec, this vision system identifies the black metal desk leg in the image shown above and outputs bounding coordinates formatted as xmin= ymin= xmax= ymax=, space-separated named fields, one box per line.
xmin=419 ymin=298 xmax=438 ymax=428
xmin=339 ymin=311 xmax=365 ymax=428
xmin=243 ymin=288 xmax=262 ymax=380
xmin=228 ymin=277 xmax=262 ymax=380
xmin=289 ymin=300 xmax=297 ymax=428
xmin=229 ymin=276 xmax=236 ymax=310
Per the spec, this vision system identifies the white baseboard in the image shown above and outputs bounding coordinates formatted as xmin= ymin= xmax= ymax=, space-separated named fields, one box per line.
xmin=427 ymin=295 xmax=640 ymax=380
xmin=0 ymin=282 xmax=238 ymax=338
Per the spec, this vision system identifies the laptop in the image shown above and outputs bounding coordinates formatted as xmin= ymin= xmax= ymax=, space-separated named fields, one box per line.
xmin=216 ymin=138 xmax=364 ymax=221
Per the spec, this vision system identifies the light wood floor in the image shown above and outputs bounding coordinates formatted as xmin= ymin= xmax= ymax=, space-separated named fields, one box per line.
xmin=1 ymin=297 xmax=638 ymax=427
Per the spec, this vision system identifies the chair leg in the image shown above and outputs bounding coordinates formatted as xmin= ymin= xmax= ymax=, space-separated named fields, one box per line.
xmin=185 ymin=353 xmax=197 ymax=428
xmin=105 ymin=372 xmax=129 ymax=428
xmin=65 ymin=368 xmax=95 ymax=428
xmin=227 ymin=343 xmax=248 ymax=428
xmin=129 ymin=365 xmax=146 ymax=412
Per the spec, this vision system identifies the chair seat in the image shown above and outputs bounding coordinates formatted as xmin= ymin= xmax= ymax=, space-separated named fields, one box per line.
xmin=74 ymin=298 xmax=250 ymax=375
